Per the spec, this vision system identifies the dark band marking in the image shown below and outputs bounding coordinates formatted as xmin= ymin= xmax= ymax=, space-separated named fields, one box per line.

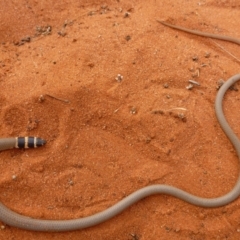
xmin=28 ymin=137 xmax=35 ymax=148
xmin=16 ymin=137 xmax=25 ymax=148
xmin=15 ymin=137 xmax=46 ymax=149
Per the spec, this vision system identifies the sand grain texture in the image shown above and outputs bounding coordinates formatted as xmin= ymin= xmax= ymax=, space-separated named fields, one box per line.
xmin=0 ymin=0 xmax=240 ymax=239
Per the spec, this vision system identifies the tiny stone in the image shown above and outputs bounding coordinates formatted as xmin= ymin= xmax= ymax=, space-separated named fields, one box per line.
xmin=0 ymin=225 xmax=5 ymax=230
xmin=21 ymin=36 xmax=31 ymax=42
xmin=68 ymin=180 xmax=74 ymax=186
xmin=12 ymin=175 xmax=17 ymax=180
xmin=165 ymin=226 xmax=171 ymax=232
xmin=58 ymin=31 xmax=67 ymax=37
xmin=177 ymin=113 xmax=187 ymax=122
xmin=163 ymin=83 xmax=169 ymax=88
xmin=205 ymin=52 xmax=211 ymax=58
xmin=186 ymin=83 xmax=194 ymax=90
xmin=192 ymin=56 xmax=198 ymax=61
xmin=175 ymin=227 xmax=181 ymax=232
xmin=216 ymin=79 xmax=225 ymax=90
xmin=115 ymin=74 xmax=123 ymax=82
xmin=124 ymin=12 xmax=130 ymax=18
xmin=13 ymin=41 xmax=19 ymax=46
xmin=38 ymin=95 xmax=45 ymax=102
xmin=130 ymin=107 xmax=137 ymax=114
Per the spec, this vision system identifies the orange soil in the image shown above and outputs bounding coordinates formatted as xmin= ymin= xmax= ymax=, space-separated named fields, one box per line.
xmin=0 ymin=0 xmax=240 ymax=239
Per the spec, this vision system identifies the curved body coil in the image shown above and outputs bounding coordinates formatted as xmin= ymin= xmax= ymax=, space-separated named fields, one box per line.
xmin=0 ymin=23 xmax=240 ymax=232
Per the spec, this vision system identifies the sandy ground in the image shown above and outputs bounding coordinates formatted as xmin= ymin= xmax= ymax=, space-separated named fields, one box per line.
xmin=0 ymin=0 xmax=240 ymax=239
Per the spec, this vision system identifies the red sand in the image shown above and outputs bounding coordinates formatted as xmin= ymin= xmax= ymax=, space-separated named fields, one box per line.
xmin=0 ymin=0 xmax=240 ymax=239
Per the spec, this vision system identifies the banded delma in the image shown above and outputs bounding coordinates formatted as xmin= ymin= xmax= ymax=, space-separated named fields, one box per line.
xmin=0 ymin=137 xmax=46 ymax=151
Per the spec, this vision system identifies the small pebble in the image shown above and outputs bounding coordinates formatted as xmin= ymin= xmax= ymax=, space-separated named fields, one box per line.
xmin=68 ymin=180 xmax=74 ymax=186
xmin=21 ymin=36 xmax=31 ymax=43
xmin=216 ymin=79 xmax=225 ymax=90
xmin=124 ymin=12 xmax=130 ymax=18
xmin=186 ymin=83 xmax=194 ymax=90
xmin=115 ymin=74 xmax=123 ymax=82
xmin=130 ymin=107 xmax=137 ymax=114
xmin=175 ymin=227 xmax=181 ymax=232
xmin=205 ymin=52 xmax=211 ymax=58
xmin=38 ymin=95 xmax=45 ymax=102
xmin=12 ymin=175 xmax=17 ymax=180
xmin=192 ymin=56 xmax=198 ymax=61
